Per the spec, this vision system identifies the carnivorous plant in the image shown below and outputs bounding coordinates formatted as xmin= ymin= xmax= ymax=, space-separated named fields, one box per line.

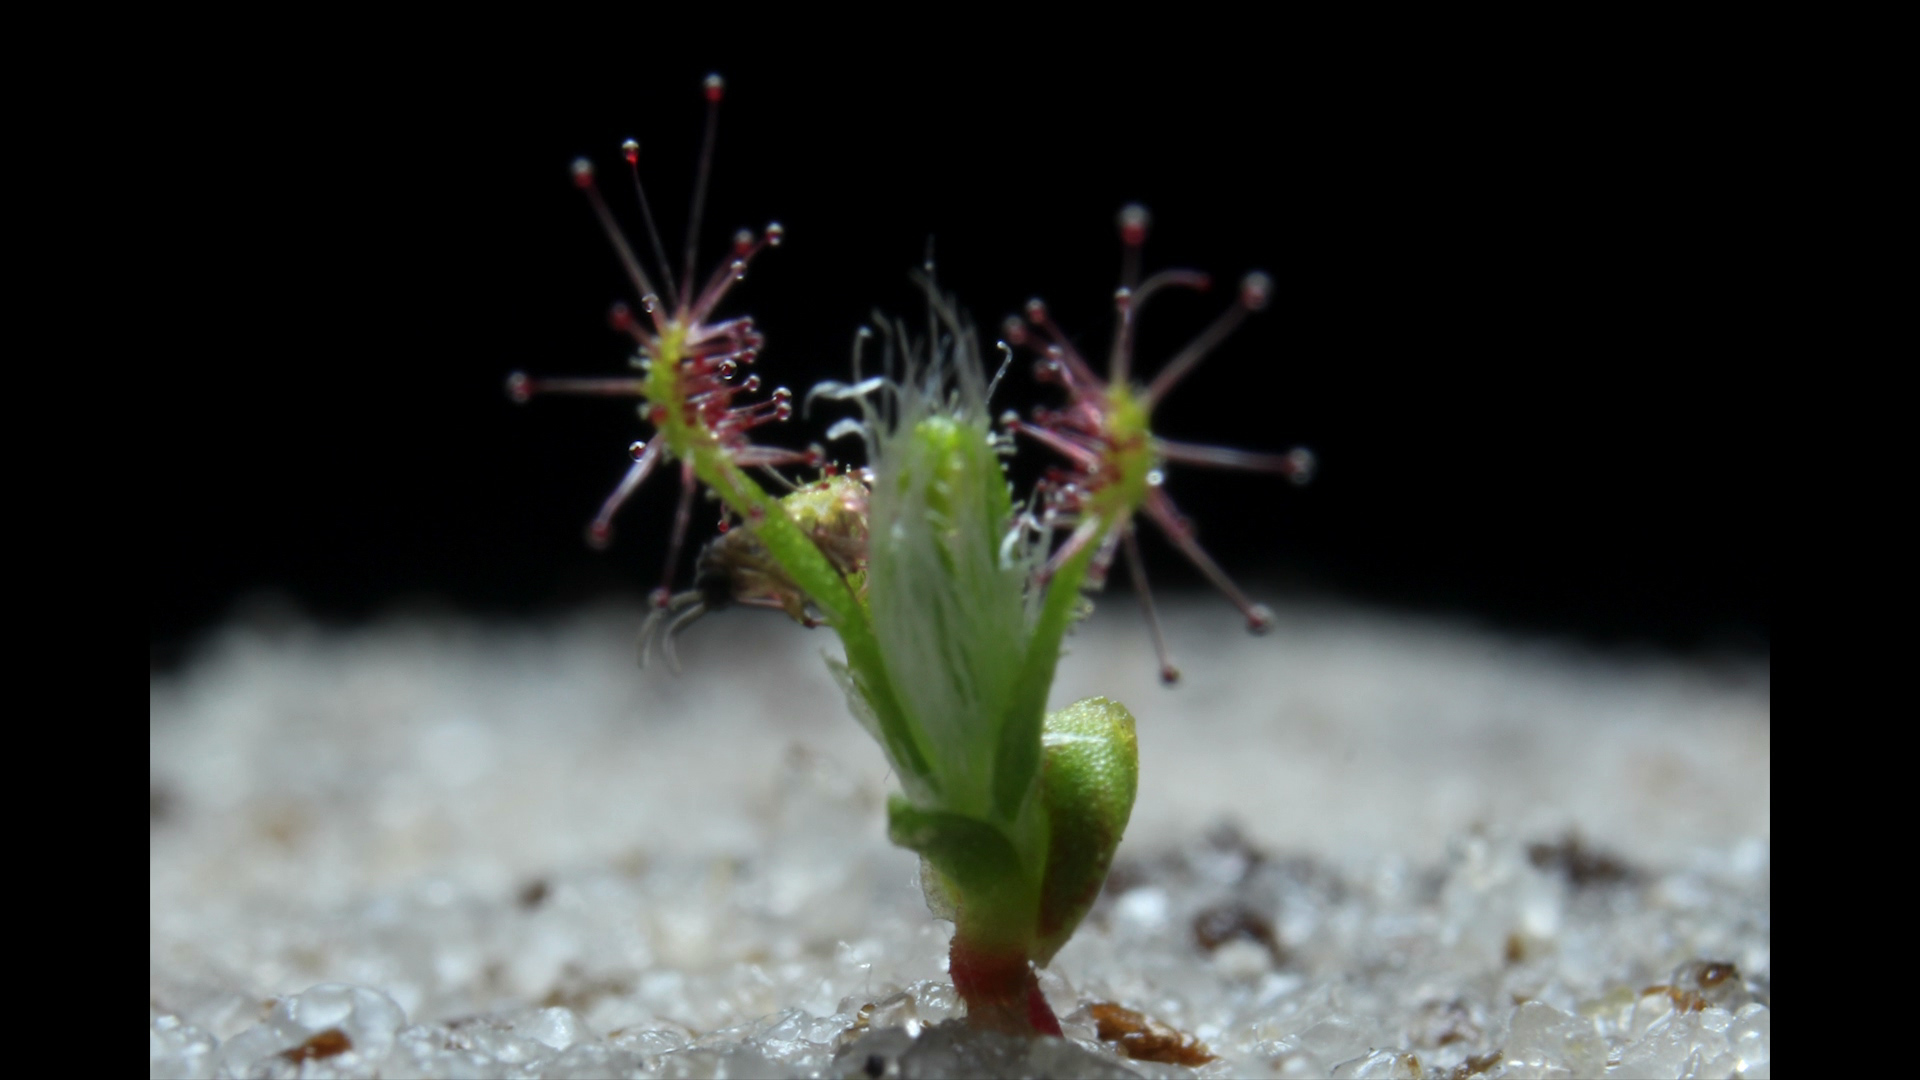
xmin=510 ymin=76 xmax=1306 ymax=1035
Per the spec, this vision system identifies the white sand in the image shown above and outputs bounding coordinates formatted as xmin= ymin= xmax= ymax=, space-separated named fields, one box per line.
xmin=150 ymin=598 xmax=1769 ymax=1078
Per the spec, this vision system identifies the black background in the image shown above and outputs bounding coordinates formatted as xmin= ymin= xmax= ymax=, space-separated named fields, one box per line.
xmin=151 ymin=42 xmax=1769 ymax=666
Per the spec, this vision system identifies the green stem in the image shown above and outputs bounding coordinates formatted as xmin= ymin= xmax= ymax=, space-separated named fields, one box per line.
xmin=992 ymin=522 xmax=1107 ymax=822
xmin=691 ymin=449 xmax=931 ymax=784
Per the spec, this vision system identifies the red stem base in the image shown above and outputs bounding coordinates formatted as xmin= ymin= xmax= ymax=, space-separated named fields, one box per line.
xmin=949 ymin=938 xmax=1063 ymax=1037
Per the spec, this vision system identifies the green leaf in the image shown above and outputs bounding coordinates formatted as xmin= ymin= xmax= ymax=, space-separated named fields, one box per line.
xmin=869 ymin=411 xmax=1029 ymax=818
xmin=1032 ymin=696 xmax=1139 ymax=965
xmin=887 ymin=796 xmax=1036 ymax=952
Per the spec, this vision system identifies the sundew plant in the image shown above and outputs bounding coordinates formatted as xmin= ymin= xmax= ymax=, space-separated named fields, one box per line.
xmin=510 ymin=77 xmax=1310 ymax=1036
